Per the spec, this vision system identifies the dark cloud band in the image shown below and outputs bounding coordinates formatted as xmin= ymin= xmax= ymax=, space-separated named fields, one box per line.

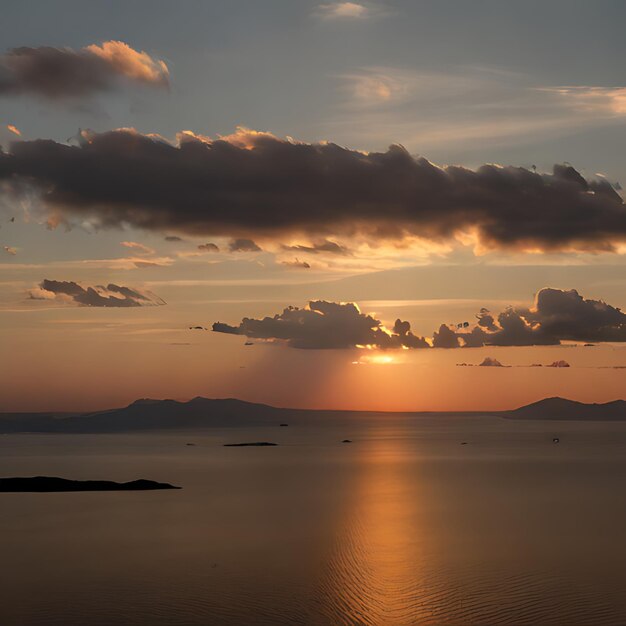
xmin=213 ymin=288 xmax=626 ymax=349
xmin=1 ymin=128 xmax=625 ymax=252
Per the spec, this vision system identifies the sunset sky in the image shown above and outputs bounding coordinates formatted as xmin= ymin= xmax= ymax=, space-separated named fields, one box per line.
xmin=1 ymin=0 xmax=625 ymax=412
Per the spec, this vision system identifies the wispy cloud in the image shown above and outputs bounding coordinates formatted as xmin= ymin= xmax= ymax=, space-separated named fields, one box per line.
xmin=329 ymin=66 xmax=626 ymax=151
xmin=315 ymin=2 xmax=371 ymax=20
xmin=120 ymin=241 xmax=155 ymax=255
xmin=539 ymin=86 xmax=626 ymax=115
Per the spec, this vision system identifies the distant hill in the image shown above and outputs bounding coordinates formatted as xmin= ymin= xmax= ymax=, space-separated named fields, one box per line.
xmin=0 ymin=397 xmax=292 ymax=433
xmin=1 ymin=396 xmax=624 ymax=433
xmin=504 ymin=397 xmax=626 ymax=420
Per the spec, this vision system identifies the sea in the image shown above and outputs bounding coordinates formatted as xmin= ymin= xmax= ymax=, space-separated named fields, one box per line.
xmin=2 ymin=413 xmax=626 ymax=625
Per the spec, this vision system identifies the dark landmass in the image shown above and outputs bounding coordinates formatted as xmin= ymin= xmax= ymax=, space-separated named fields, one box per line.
xmin=342 ymin=439 xmax=352 ymax=443
xmin=0 ymin=396 xmax=624 ymax=434
xmin=0 ymin=476 xmax=180 ymax=492
xmin=223 ymin=442 xmax=278 ymax=447
xmin=503 ymin=397 xmax=626 ymax=421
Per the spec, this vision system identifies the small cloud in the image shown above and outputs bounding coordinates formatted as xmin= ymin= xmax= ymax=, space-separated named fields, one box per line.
xmin=198 ymin=242 xmax=219 ymax=252
xmin=3 ymin=245 xmax=17 ymax=255
xmin=283 ymin=239 xmax=351 ymax=255
xmin=228 ymin=238 xmax=261 ymax=252
xmin=121 ymin=240 xmax=154 ymax=255
xmin=28 ymin=279 xmax=165 ymax=307
xmin=6 ymin=124 xmax=20 ymax=136
xmin=479 ymin=357 xmax=505 ymax=367
xmin=281 ymin=258 xmax=311 ymax=269
xmin=164 ymin=235 xmax=183 ymax=242
xmin=316 ymin=2 xmax=370 ymax=19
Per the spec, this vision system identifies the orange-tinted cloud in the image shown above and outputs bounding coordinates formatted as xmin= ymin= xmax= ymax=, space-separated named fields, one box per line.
xmin=0 ymin=41 xmax=169 ymax=99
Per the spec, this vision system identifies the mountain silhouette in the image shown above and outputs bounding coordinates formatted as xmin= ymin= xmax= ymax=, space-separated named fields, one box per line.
xmin=0 ymin=396 xmax=624 ymax=433
xmin=505 ymin=397 xmax=626 ymax=420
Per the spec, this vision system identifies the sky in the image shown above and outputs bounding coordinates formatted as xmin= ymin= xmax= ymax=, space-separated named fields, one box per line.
xmin=0 ymin=0 xmax=625 ymax=412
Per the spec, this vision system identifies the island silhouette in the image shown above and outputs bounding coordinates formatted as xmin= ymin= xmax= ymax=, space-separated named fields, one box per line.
xmin=0 ymin=477 xmax=180 ymax=492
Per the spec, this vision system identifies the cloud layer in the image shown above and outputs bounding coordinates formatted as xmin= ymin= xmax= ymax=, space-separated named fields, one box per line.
xmin=0 ymin=41 xmax=169 ymax=99
xmin=1 ymin=128 xmax=624 ymax=252
xmin=213 ymin=288 xmax=626 ymax=349
xmin=29 ymin=279 xmax=165 ymax=307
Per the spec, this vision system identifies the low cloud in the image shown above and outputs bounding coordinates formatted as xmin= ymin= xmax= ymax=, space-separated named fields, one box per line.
xmin=3 ymin=245 xmax=17 ymax=255
xmin=283 ymin=239 xmax=351 ymax=255
xmin=228 ymin=238 xmax=261 ymax=252
xmin=198 ymin=242 xmax=219 ymax=252
xmin=213 ymin=288 xmax=626 ymax=351
xmin=0 ymin=127 xmax=624 ymax=253
xmin=282 ymin=258 xmax=311 ymax=269
xmin=479 ymin=357 xmax=505 ymax=367
xmin=445 ymin=288 xmax=626 ymax=347
xmin=213 ymin=300 xmax=429 ymax=349
xmin=29 ymin=279 xmax=165 ymax=307
xmin=164 ymin=235 xmax=183 ymax=242
xmin=0 ymin=40 xmax=169 ymax=99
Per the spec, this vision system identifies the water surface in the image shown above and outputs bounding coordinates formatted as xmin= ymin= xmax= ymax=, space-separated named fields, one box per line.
xmin=2 ymin=414 xmax=626 ymax=625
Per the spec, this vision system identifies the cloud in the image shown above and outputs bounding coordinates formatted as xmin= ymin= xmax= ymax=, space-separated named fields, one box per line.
xmin=198 ymin=242 xmax=219 ymax=252
xmin=6 ymin=124 xmax=20 ymax=136
xmin=0 ymin=41 xmax=169 ymax=99
xmin=316 ymin=2 xmax=370 ymax=19
xmin=213 ymin=300 xmax=429 ymax=350
xmin=120 ymin=240 xmax=154 ymax=255
xmin=164 ymin=235 xmax=183 ymax=242
xmin=0 ymin=129 xmax=626 ymax=251
xmin=540 ymin=86 xmax=626 ymax=115
xmin=213 ymin=288 xmax=626 ymax=351
xmin=28 ymin=279 xmax=165 ymax=307
xmin=283 ymin=239 xmax=351 ymax=255
xmin=228 ymin=238 xmax=261 ymax=252
xmin=3 ymin=245 xmax=17 ymax=255
xmin=547 ymin=360 xmax=570 ymax=368
xmin=479 ymin=357 xmax=505 ymax=367
xmin=0 ymin=128 xmax=624 ymax=253
xmin=437 ymin=288 xmax=626 ymax=347
xmin=281 ymin=258 xmax=311 ymax=269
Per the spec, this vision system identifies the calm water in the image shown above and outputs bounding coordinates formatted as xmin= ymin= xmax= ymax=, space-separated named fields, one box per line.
xmin=2 ymin=414 xmax=626 ymax=625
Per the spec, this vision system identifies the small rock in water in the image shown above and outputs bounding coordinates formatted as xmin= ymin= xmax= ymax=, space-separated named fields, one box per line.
xmin=552 ymin=437 xmax=560 ymax=444
xmin=342 ymin=439 xmax=352 ymax=444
